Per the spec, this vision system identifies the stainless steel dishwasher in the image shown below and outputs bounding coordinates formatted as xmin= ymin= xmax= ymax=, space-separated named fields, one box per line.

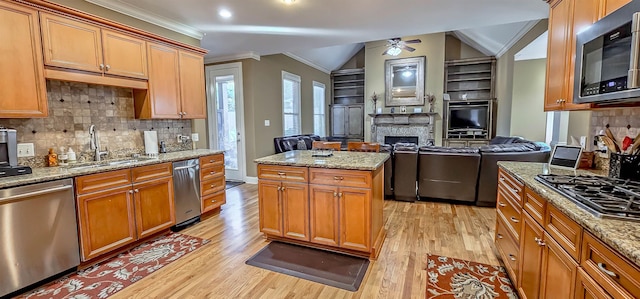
xmin=173 ymin=159 xmax=201 ymax=230
xmin=0 ymin=179 xmax=79 ymax=297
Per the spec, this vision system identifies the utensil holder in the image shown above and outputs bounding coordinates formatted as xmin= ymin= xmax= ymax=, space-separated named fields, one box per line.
xmin=609 ymin=153 xmax=640 ymax=181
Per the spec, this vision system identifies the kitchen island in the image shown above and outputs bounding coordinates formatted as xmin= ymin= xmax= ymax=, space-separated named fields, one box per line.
xmin=254 ymin=150 xmax=389 ymax=259
xmin=496 ymin=162 xmax=640 ymax=299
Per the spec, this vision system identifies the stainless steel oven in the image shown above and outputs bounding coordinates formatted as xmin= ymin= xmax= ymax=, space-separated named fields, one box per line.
xmin=574 ymin=0 xmax=640 ymax=104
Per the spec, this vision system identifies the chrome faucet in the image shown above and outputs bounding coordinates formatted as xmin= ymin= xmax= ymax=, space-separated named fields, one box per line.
xmin=89 ymin=125 xmax=108 ymax=161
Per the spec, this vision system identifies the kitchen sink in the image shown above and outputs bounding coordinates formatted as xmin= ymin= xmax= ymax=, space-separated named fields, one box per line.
xmin=67 ymin=159 xmax=141 ymax=171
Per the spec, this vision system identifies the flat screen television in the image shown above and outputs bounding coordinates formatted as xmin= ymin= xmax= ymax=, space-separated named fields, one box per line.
xmin=449 ymin=106 xmax=488 ymax=130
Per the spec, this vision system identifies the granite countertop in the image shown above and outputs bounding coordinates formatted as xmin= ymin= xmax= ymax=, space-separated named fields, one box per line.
xmin=254 ymin=150 xmax=390 ymax=171
xmin=498 ymin=161 xmax=640 ymax=267
xmin=0 ymin=149 xmax=224 ymax=189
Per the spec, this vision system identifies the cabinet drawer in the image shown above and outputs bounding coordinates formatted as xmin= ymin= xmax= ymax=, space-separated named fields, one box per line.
xmin=524 ymin=187 xmax=546 ymax=225
xmin=495 ymin=216 xmax=519 ymax=282
xmin=498 ymin=169 xmax=523 ymax=206
xmin=202 ymin=190 xmax=225 ymax=213
xmin=201 ymin=176 xmax=225 ymax=196
xmin=496 ymin=186 xmax=522 ymax=241
xmin=201 ymin=164 xmax=224 ymax=181
xmin=309 ymin=168 xmax=371 ymax=188
xmin=545 ymin=204 xmax=582 ymax=261
xmin=75 ymin=169 xmax=131 ymax=195
xmin=200 ymin=154 xmax=224 ymax=169
xmin=257 ymin=165 xmax=308 ymax=183
xmin=581 ymin=232 xmax=640 ymax=298
xmin=132 ymin=162 xmax=172 ymax=183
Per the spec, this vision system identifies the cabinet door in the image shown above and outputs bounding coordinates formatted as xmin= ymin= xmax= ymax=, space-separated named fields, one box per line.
xmin=544 ymin=0 xmax=571 ymax=111
xmin=102 ymin=29 xmax=147 ymax=79
xmin=258 ymin=180 xmax=283 ymax=236
xmin=518 ymin=212 xmax=545 ymax=299
xmin=339 ymin=187 xmax=371 ymax=252
xmin=179 ymin=50 xmax=206 ymax=119
xmin=133 ymin=177 xmax=175 ymax=239
xmin=77 ymin=186 xmax=136 ymax=261
xmin=575 ymin=268 xmax=613 ymax=299
xmin=0 ymin=2 xmax=48 ymax=118
xmin=540 ymin=232 xmax=578 ymax=299
xmin=331 ymin=106 xmax=347 ymax=137
xmin=309 ymin=185 xmax=340 ymax=247
xmin=563 ymin=0 xmax=599 ymax=111
xmin=347 ymin=105 xmax=363 ymax=138
xmin=146 ymin=42 xmax=181 ymax=119
xmin=282 ymin=182 xmax=310 ymax=241
xmin=40 ymin=13 xmax=103 ymax=73
xmin=601 ymin=0 xmax=631 ymax=18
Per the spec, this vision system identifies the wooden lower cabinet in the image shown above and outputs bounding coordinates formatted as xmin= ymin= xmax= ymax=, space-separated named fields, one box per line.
xmin=77 ymin=185 xmax=136 ymax=261
xmin=575 ymin=267 xmax=613 ymax=299
xmin=258 ymin=180 xmax=283 ymax=236
xmin=76 ymin=164 xmax=175 ymax=261
xmin=309 ymin=185 xmax=340 ymax=247
xmin=200 ymin=153 xmax=226 ymax=213
xmin=133 ymin=176 xmax=175 ymax=239
xmin=518 ymin=212 xmax=545 ymax=299
xmin=282 ymin=182 xmax=309 ymax=241
xmin=339 ymin=187 xmax=371 ymax=252
xmin=540 ymin=232 xmax=578 ymax=298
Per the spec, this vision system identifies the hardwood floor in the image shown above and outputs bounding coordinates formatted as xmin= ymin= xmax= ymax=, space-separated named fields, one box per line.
xmin=113 ymin=184 xmax=500 ymax=299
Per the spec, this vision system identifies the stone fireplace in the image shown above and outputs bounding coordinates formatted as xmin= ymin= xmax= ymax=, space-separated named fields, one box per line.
xmin=370 ymin=112 xmax=437 ymax=146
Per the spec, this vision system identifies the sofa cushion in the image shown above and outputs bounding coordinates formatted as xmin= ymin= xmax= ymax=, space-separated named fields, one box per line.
xmin=479 ymin=143 xmax=536 ymax=153
xmin=490 ymin=136 xmax=525 ymax=145
xmin=393 ymin=143 xmax=418 ymax=152
xmin=419 ymin=146 xmax=480 ymax=154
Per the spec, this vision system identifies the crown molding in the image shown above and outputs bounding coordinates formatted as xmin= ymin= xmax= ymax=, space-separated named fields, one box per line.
xmin=451 ymin=31 xmax=494 ymax=57
xmin=495 ymin=20 xmax=538 ymax=58
xmin=282 ymin=53 xmax=331 ymax=74
xmin=204 ymin=52 xmax=261 ymax=64
xmin=84 ymin=0 xmax=204 ymax=40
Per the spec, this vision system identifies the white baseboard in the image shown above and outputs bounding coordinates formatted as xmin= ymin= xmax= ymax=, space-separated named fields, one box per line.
xmin=244 ymin=176 xmax=258 ymax=184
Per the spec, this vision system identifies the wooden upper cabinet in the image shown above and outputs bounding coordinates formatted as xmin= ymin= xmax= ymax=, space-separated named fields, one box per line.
xmin=545 ymin=0 xmax=598 ymax=111
xmin=545 ymin=0 xmax=572 ymax=111
xmin=102 ymin=29 xmax=148 ymax=79
xmin=0 ymin=2 xmax=48 ymax=118
xmin=601 ymin=0 xmax=632 ymax=18
xmin=179 ymin=51 xmax=206 ymax=119
xmin=40 ymin=13 xmax=103 ymax=73
xmin=145 ymin=42 xmax=181 ymax=119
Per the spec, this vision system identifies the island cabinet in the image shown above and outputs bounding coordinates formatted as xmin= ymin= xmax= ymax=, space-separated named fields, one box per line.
xmin=496 ymin=166 xmax=640 ymax=299
xmin=75 ymin=162 xmax=174 ymax=261
xmin=200 ymin=153 xmax=226 ymax=213
xmin=0 ymin=1 xmax=48 ymax=118
xmin=40 ymin=12 xmax=148 ymax=79
xmin=257 ymin=162 xmax=385 ymax=259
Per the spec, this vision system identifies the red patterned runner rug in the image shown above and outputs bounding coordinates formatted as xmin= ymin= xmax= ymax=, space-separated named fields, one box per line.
xmin=427 ymin=254 xmax=517 ymax=299
xmin=17 ymin=233 xmax=210 ymax=299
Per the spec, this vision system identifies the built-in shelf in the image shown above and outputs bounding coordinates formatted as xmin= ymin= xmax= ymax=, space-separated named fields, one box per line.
xmin=447 ymin=70 xmax=492 ymax=76
xmin=334 ymin=79 xmax=364 ymax=84
xmin=447 ymin=77 xmax=492 ymax=82
xmin=334 ymin=85 xmax=364 ymax=90
xmin=334 ymin=94 xmax=364 ymax=98
xmin=447 ymin=87 xmax=492 ymax=92
xmin=331 ymin=68 xmax=365 ymax=141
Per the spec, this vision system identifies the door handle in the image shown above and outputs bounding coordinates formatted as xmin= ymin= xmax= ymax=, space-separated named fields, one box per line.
xmin=496 ymin=234 xmax=503 ymax=239
xmin=498 ymin=201 xmax=507 ymax=207
xmin=105 ymin=64 xmax=111 ymax=71
xmin=597 ymin=263 xmax=618 ymax=278
xmin=508 ymin=254 xmax=516 ymax=261
xmin=0 ymin=185 xmax=72 ymax=203
xmin=510 ymin=216 xmax=519 ymax=223
xmin=174 ymin=165 xmax=198 ymax=170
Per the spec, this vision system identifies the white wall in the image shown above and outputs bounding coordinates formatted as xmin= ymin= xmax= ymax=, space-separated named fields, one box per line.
xmin=510 ymin=58 xmax=547 ymax=141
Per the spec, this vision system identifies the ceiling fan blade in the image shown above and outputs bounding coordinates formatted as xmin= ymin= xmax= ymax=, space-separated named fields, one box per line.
xmin=382 ymin=48 xmax=392 ymax=55
xmin=402 ymin=45 xmax=416 ymax=52
xmin=404 ymin=39 xmax=422 ymax=44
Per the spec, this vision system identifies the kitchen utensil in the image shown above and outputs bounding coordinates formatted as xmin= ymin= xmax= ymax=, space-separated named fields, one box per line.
xmin=601 ymin=136 xmax=618 ymax=153
xmin=631 ymin=133 xmax=640 ymax=155
xmin=605 ymin=128 xmax=621 ymax=153
xmin=623 ymin=136 xmax=633 ymax=151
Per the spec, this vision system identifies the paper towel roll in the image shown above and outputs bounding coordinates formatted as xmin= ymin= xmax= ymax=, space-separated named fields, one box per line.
xmin=144 ymin=131 xmax=158 ymax=155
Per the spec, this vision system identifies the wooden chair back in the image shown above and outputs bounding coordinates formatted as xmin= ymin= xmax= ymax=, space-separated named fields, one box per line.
xmin=347 ymin=142 xmax=380 ymax=152
xmin=312 ymin=141 xmax=341 ymax=151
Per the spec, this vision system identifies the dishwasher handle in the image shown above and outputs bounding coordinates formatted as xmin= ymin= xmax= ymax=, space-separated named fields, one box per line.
xmin=0 ymin=185 xmax=73 ymax=203
xmin=174 ymin=164 xmax=199 ymax=171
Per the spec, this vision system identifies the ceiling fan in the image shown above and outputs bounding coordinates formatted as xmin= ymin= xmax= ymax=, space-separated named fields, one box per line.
xmin=382 ymin=38 xmax=422 ymax=56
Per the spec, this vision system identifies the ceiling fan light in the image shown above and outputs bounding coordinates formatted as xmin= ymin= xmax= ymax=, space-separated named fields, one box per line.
xmin=282 ymin=0 xmax=296 ymax=4
xmin=388 ymin=47 xmax=402 ymax=56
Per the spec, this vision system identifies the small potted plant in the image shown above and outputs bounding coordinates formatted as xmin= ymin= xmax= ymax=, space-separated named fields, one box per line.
xmin=371 ymin=92 xmax=379 ymax=114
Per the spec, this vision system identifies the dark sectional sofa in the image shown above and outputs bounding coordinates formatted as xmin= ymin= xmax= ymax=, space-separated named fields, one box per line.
xmin=273 ymin=134 xmax=322 ymax=153
xmin=418 ymin=136 xmax=550 ymax=206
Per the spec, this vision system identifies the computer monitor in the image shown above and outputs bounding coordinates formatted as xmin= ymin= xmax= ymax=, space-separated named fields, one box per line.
xmin=549 ymin=145 xmax=583 ymax=170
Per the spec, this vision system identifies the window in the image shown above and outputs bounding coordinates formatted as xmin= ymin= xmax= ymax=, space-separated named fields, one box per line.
xmin=282 ymin=71 xmax=301 ymax=136
xmin=312 ymin=81 xmax=326 ymax=136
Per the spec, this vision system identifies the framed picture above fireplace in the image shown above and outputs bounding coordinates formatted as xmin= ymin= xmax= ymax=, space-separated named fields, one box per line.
xmin=385 ymin=56 xmax=426 ymax=106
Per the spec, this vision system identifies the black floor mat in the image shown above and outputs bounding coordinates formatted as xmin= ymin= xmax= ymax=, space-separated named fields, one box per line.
xmin=245 ymin=241 xmax=369 ymax=291
xmin=225 ymin=181 xmax=244 ymax=189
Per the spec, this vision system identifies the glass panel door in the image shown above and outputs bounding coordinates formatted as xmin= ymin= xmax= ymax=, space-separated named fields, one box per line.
xmin=215 ymin=75 xmax=238 ymax=172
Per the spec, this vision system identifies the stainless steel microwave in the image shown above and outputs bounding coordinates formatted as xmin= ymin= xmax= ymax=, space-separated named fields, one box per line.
xmin=574 ymin=0 xmax=640 ymax=104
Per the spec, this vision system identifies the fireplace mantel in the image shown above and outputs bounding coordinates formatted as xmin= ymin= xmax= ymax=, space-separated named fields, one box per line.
xmin=369 ymin=113 xmax=438 ymax=146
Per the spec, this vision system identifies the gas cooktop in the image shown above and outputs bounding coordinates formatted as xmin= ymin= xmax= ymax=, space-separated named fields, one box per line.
xmin=535 ymin=174 xmax=640 ymax=222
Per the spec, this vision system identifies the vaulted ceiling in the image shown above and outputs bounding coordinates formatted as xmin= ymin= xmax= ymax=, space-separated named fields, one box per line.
xmin=85 ymin=0 xmax=549 ymax=71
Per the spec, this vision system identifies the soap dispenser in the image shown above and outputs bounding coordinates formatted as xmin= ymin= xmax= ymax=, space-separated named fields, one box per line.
xmin=46 ymin=148 xmax=58 ymax=167
xmin=67 ymin=147 xmax=77 ymax=164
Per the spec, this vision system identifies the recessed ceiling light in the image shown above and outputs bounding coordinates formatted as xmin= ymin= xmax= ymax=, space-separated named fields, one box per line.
xmin=282 ymin=0 xmax=295 ymax=4
xmin=219 ymin=8 xmax=232 ymax=18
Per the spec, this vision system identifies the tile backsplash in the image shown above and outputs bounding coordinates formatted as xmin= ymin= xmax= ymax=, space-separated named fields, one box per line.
xmin=590 ymin=107 xmax=640 ymax=145
xmin=0 ymin=80 xmax=192 ymax=167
